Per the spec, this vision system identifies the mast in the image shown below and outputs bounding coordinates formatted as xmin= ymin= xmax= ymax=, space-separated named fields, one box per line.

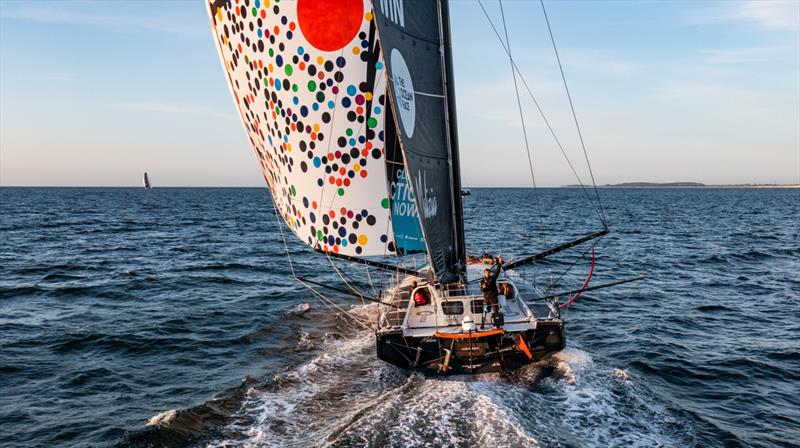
xmin=439 ymin=0 xmax=466 ymax=277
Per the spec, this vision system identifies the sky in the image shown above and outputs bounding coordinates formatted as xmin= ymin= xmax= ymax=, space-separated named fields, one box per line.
xmin=1 ymin=0 xmax=798 ymax=187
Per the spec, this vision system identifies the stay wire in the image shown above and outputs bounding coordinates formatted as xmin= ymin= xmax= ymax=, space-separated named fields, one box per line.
xmin=540 ymin=0 xmax=608 ymax=227
xmin=497 ymin=0 xmax=553 ymax=288
xmin=476 ymin=0 xmax=605 ymax=225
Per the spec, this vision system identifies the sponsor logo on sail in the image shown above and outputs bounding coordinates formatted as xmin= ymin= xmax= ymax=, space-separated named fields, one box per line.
xmin=389 ymin=49 xmax=415 ymax=138
xmin=415 ymin=170 xmax=438 ymax=218
xmin=380 ymin=0 xmax=405 ymax=27
xmin=391 ymin=168 xmax=418 ymax=218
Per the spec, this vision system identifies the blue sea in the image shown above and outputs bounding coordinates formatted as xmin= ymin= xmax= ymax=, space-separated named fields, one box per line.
xmin=1 ymin=187 xmax=798 ymax=447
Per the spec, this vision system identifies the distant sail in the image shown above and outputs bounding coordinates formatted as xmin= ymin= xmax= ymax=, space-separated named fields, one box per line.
xmin=143 ymin=172 xmax=151 ymax=189
xmin=208 ymin=0 xmax=405 ymax=257
xmin=374 ymin=0 xmax=465 ymax=282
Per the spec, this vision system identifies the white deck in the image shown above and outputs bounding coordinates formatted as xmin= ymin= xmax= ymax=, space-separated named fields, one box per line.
xmin=379 ymin=263 xmax=559 ymax=338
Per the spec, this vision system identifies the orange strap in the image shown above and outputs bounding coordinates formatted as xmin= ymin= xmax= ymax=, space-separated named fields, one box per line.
xmin=434 ymin=329 xmax=504 ymax=339
xmin=517 ymin=336 xmax=533 ymax=360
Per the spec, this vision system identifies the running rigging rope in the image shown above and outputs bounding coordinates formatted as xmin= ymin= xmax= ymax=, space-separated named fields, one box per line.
xmin=559 ymin=245 xmax=595 ymax=310
xmin=270 ymin=191 xmax=375 ymax=332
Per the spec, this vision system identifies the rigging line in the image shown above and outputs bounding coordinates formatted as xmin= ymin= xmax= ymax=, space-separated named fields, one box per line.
xmin=517 ymin=231 xmax=595 ymax=295
xmin=271 ymin=191 xmax=372 ymax=331
xmin=364 ymin=261 xmax=380 ymax=299
xmin=540 ymin=0 xmax=608 ymax=227
xmin=380 ymin=133 xmax=398 ymax=312
xmin=497 ymin=0 xmax=553 ymax=288
xmin=476 ymin=0 xmax=604 ymax=223
xmin=322 ymin=251 xmax=374 ymax=308
xmin=270 ymin=190 xmax=297 ymax=278
xmin=296 ymin=277 xmax=375 ymax=332
xmin=296 ymin=276 xmax=398 ymax=308
xmin=270 ymin=173 xmax=374 ymax=330
xmin=543 ymin=241 xmax=594 ymax=295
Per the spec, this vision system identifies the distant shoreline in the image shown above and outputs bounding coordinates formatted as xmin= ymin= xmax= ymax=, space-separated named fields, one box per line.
xmin=562 ymin=182 xmax=800 ymax=189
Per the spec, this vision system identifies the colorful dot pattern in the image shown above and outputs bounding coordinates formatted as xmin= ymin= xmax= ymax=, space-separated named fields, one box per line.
xmin=208 ymin=0 xmax=397 ymax=256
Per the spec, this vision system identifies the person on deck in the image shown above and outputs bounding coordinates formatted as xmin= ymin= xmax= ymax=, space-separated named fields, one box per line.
xmin=412 ymin=282 xmax=429 ymax=306
xmin=480 ymin=256 xmax=503 ymax=315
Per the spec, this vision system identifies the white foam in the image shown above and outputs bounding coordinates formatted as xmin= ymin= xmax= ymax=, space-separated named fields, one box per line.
xmin=285 ymin=302 xmax=311 ymax=316
xmin=297 ymin=331 xmax=314 ymax=350
xmin=612 ymin=368 xmax=630 ymax=383
xmin=206 ymin=311 xmax=695 ymax=448
xmin=146 ymin=409 xmax=177 ymax=427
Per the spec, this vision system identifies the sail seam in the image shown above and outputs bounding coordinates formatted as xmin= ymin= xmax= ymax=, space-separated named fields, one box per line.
xmin=414 ymin=91 xmax=446 ymax=98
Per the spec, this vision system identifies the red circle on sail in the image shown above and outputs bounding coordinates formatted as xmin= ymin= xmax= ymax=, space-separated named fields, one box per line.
xmin=297 ymin=0 xmax=363 ymax=51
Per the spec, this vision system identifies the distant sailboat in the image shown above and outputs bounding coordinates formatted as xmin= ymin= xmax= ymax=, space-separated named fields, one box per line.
xmin=143 ymin=172 xmax=151 ymax=189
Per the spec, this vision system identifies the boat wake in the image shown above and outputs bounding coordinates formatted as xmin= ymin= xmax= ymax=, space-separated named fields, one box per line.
xmin=163 ymin=305 xmax=701 ymax=448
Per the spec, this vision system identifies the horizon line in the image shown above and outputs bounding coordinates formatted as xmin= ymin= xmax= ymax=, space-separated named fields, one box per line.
xmin=2 ymin=184 xmax=799 ymax=189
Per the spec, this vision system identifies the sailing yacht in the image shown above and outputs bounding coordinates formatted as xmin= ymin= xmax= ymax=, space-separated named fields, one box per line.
xmin=143 ymin=172 xmax=151 ymax=189
xmin=207 ymin=0 xmax=615 ymax=374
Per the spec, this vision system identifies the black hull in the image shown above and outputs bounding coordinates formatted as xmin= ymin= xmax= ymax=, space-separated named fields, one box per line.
xmin=376 ymin=321 xmax=566 ymax=375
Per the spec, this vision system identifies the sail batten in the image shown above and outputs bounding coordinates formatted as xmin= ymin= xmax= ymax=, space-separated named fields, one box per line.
xmin=374 ymin=0 xmax=464 ymax=282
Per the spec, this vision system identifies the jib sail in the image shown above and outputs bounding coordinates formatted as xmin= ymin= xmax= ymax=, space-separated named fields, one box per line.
xmin=373 ymin=0 xmax=465 ymax=282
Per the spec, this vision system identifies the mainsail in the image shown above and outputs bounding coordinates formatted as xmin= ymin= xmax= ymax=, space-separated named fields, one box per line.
xmin=373 ymin=0 xmax=465 ymax=282
xmin=208 ymin=0 xmax=420 ymax=257
xmin=143 ymin=172 xmax=151 ymax=189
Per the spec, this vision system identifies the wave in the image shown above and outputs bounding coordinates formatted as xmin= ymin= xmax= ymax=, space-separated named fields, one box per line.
xmin=178 ymin=262 xmax=269 ymax=274
xmin=695 ymin=304 xmax=735 ymax=313
xmin=0 ymin=285 xmax=47 ymax=300
xmin=156 ymin=312 xmax=705 ymax=448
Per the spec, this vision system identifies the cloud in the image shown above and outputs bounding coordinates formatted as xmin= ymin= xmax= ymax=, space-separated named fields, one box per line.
xmin=0 ymin=3 xmax=197 ymax=35
xmin=653 ymin=81 xmax=767 ymax=108
xmin=699 ymin=46 xmax=787 ymax=64
xmin=732 ymin=0 xmax=800 ymax=30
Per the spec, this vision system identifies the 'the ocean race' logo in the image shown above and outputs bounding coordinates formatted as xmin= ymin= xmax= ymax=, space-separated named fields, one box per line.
xmin=390 ymin=49 xmax=415 ymax=138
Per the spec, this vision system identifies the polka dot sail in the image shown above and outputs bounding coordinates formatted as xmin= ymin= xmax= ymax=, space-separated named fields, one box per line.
xmin=207 ymin=0 xmax=398 ymax=256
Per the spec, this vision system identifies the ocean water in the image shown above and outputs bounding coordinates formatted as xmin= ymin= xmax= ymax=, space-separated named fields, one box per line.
xmin=1 ymin=187 xmax=798 ymax=448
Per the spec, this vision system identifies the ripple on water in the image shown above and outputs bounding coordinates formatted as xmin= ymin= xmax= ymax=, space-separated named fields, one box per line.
xmin=1 ymin=187 xmax=798 ymax=448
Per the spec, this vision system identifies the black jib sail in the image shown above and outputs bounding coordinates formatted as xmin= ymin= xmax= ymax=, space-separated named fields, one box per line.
xmin=385 ymin=105 xmax=426 ymax=256
xmin=374 ymin=0 xmax=465 ymax=283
